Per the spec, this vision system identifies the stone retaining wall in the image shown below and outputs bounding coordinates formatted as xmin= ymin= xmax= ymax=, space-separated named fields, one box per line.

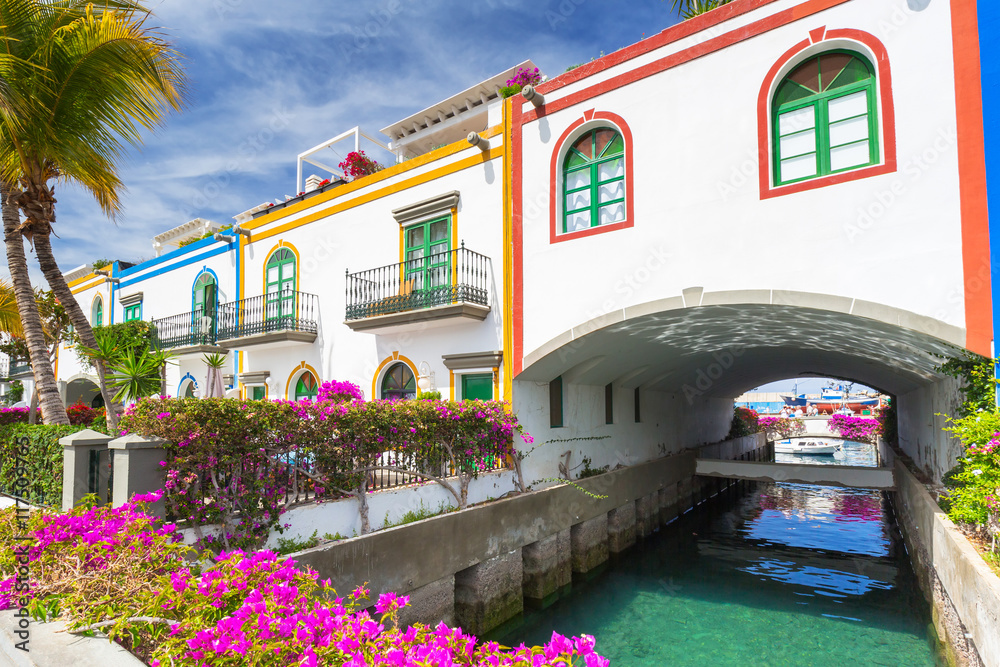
xmin=293 ymin=433 xmax=768 ymax=635
xmin=893 ymin=456 xmax=1000 ymax=667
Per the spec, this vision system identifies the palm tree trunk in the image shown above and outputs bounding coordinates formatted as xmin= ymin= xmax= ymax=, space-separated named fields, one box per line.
xmin=1 ymin=184 xmax=67 ymax=424
xmin=32 ymin=230 xmax=121 ymax=429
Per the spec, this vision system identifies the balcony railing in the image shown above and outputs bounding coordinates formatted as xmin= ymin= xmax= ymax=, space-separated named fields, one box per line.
xmin=8 ymin=357 xmax=30 ymax=376
xmin=345 ymin=244 xmax=490 ymax=321
xmin=150 ymin=308 xmax=218 ymax=349
xmin=216 ymin=291 xmax=319 ymax=341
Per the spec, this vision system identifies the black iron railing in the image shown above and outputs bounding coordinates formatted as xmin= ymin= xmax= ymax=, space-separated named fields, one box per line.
xmin=216 ymin=291 xmax=319 ymax=341
xmin=150 ymin=308 xmax=218 ymax=349
xmin=345 ymin=243 xmax=490 ymax=320
xmin=8 ymin=357 xmax=30 ymax=376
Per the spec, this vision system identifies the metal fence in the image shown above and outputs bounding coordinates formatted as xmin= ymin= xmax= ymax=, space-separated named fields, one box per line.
xmin=8 ymin=357 xmax=30 ymax=377
xmin=216 ymin=291 xmax=319 ymax=341
xmin=150 ymin=308 xmax=218 ymax=349
xmin=345 ymin=244 xmax=491 ymax=320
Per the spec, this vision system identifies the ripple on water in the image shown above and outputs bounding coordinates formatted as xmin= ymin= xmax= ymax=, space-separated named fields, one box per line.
xmin=494 ymin=451 xmax=941 ymax=667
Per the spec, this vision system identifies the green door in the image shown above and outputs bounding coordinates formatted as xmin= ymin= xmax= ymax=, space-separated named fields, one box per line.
xmin=266 ymin=248 xmax=296 ymax=321
xmin=193 ymin=273 xmax=217 ymax=342
xmin=461 ymin=373 xmax=493 ymax=401
xmin=404 ymin=217 xmax=450 ymax=304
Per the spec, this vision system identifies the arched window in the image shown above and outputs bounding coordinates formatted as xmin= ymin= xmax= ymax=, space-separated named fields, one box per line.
xmin=380 ymin=362 xmax=416 ymax=400
xmin=773 ymin=51 xmax=878 ymax=186
xmin=294 ymin=371 xmax=318 ymax=401
xmin=182 ymin=381 xmax=196 ymax=398
xmin=91 ymin=296 xmax=103 ymax=327
xmin=562 ymin=127 xmax=626 ymax=233
xmin=266 ymin=248 xmax=296 ymax=320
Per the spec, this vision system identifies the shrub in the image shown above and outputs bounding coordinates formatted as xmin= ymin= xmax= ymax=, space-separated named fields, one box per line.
xmin=315 ymin=379 xmax=364 ymax=403
xmin=6 ymin=380 xmax=23 ymax=404
xmin=727 ymin=407 xmax=760 ymax=439
xmin=758 ymin=416 xmax=805 ymax=440
xmin=119 ymin=397 xmax=530 ymax=549
xmin=506 ymin=66 xmax=541 ymax=88
xmin=0 ymin=424 xmax=94 ymax=506
xmin=876 ymin=399 xmax=897 ymax=444
xmin=941 ymin=412 xmax=1000 ymax=528
xmin=66 ymin=400 xmax=98 ymax=425
xmin=0 ymin=406 xmax=39 ymax=425
xmin=338 ymin=150 xmax=384 ymax=180
xmin=0 ymin=498 xmax=609 ymax=667
xmin=500 ymin=84 xmax=522 ymax=98
xmin=828 ymin=414 xmax=879 ymax=444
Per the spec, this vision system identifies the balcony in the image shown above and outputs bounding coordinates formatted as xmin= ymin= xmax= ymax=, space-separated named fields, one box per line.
xmin=216 ymin=291 xmax=319 ymax=349
xmin=8 ymin=357 xmax=30 ymax=377
xmin=345 ymin=244 xmax=491 ymax=332
xmin=150 ymin=308 xmax=224 ymax=355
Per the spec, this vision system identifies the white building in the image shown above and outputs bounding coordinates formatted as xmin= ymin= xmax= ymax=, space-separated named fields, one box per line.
xmin=33 ymin=0 xmax=993 ymax=484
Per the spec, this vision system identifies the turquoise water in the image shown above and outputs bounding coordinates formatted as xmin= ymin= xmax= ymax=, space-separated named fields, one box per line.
xmin=495 ymin=443 xmax=941 ymax=666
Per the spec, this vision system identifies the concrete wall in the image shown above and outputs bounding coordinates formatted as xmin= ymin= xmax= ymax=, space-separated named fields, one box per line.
xmin=514 ymin=379 xmax=732 ymax=484
xmin=896 ymin=376 xmax=963 ymax=482
xmin=290 ymin=433 xmax=767 ymax=635
xmin=894 ymin=456 xmax=1000 ymax=667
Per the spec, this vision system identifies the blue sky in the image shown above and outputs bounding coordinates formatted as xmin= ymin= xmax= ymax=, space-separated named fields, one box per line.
xmin=3 ymin=0 xmax=675 ymax=281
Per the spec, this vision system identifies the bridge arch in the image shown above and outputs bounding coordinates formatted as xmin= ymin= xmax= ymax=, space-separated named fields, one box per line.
xmin=515 ymin=288 xmax=964 ymax=482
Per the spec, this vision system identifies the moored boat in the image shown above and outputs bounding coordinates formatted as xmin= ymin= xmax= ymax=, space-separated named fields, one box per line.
xmin=775 ymin=439 xmax=843 ymax=455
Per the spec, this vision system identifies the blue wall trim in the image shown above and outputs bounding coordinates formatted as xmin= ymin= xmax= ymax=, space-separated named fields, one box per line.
xmin=178 ymin=372 xmax=198 ymax=397
xmin=980 ymin=1 xmax=1000 ymax=400
xmin=119 ymin=235 xmax=231 ymax=278
xmin=117 ymin=244 xmax=234 ymax=290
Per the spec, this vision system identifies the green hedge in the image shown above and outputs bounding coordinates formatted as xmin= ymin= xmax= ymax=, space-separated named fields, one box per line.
xmin=0 ymin=424 xmax=102 ymax=507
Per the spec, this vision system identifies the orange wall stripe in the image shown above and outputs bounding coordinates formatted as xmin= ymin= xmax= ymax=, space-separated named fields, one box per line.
xmin=952 ymin=0 xmax=992 ymax=355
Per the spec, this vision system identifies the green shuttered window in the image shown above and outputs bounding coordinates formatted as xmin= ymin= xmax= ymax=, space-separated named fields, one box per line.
xmin=773 ymin=51 xmax=879 ymax=186
xmin=563 ymin=128 xmax=626 ymax=233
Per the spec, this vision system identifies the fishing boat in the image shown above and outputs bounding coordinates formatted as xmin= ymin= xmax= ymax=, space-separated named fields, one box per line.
xmin=774 ymin=438 xmax=843 ymax=455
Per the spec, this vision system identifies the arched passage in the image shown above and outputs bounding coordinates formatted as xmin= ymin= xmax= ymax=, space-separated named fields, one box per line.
xmin=65 ymin=374 xmax=103 ymax=409
xmin=515 ymin=289 xmax=965 ymax=483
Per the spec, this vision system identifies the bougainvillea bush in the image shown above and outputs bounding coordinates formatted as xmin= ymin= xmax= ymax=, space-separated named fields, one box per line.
xmin=316 ymin=379 xmax=365 ymax=403
xmin=0 ymin=498 xmax=608 ymax=666
xmin=119 ymin=397 xmax=530 ymax=549
xmin=941 ymin=411 xmax=1000 ymax=533
xmin=338 ymin=150 xmax=384 ymax=180
xmin=758 ymin=416 xmax=805 ymax=440
xmin=828 ymin=414 xmax=880 ymax=444
xmin=0 ymin=406 xmax=40 ymax=425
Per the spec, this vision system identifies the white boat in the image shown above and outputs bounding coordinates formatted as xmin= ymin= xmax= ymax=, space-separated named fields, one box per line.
xmin=774 ymin=438 xmax=843 ymax=455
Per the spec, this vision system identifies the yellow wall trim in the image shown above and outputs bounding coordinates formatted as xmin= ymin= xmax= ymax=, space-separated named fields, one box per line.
xmin=68 ymin=272 xmax=97 ymax=288
xmin=246 ymin=125 xmax=503 ymax=233
xmin=71 ymin=278 xmax=104 ymax=295
xmin=249 ymin=146 xmax=503 ymax=246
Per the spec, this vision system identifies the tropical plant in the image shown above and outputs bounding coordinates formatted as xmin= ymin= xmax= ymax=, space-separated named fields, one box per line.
xmin=91 ymin=258 xmax=111 ymax=270
xmin=667 ymin=0 xmax=733 ymax=19
xmin=828 ymin=414 xmax=880 ymax=444
xmin=0 ymin=0 xmax=185 ymax=428
xmin=0 ymin=279 xmax=22 ymax=338
xmin=758 ymin=416 xmax=806 ymax=440
xmin=2 ymin=185 xmax=65 ymax=423
xmin=76 ymin=320 xmax=157 ymax=428
xmin=338 ymin=150 xmax=383 ymax=180
xmin=107 ymin=347 xmax=173 ymax=405
xmin=938 ymin=351 xmax=998 ymax=418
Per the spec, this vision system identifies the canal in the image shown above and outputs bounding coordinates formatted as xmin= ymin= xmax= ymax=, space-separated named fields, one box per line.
xmin=494 ymin=442 xmax=942 ymax=666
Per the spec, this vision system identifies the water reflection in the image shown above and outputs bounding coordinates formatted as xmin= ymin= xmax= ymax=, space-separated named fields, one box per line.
xmin=495 ymin=472 xmax=939 ymax=667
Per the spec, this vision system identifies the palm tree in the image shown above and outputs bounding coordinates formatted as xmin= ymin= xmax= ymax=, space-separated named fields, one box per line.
xmin=0 ymin=279 xmax=22 ymax=337
xmin=0 ymin=0 xmax=185 ymax=427
xmin=668 ymin=0 xmax=733 ymax=19
xmin=3 ymin=185 xmax=66 ymax=422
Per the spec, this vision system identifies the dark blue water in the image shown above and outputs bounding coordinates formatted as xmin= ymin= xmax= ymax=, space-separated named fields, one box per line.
xmin=495 ymin=442 xmax=941 ymax=666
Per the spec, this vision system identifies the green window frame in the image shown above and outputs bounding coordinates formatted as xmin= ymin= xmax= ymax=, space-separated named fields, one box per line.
xmin=773 ymin=50 xmax=879 ymax=186
xmin=562 ymin=127 xmax=625 ymax=234
xmin=381 ymin=362 xmax=416 ymax=400
xmin=92 ymin=297 xmax=103 ymax=327
xmin=294 ymin=372 xmax=318 ymax=401
xmin=265 ymin=248 xmax=296 ymax=321
xmin=250 ymin=386 xmax=267 ymax=401
xmin=123 ymin=303 xmax=141 ymax=322
xmin=403 ymin=216 xmax=451 ymax=295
